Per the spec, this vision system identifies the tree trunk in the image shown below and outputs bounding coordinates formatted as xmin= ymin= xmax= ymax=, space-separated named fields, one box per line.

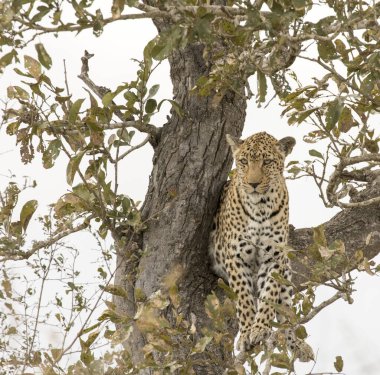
xmin=115 ymin=41 xmax=246 ymax=374
xmin=114 ymin=39 xmax=380 ymax=375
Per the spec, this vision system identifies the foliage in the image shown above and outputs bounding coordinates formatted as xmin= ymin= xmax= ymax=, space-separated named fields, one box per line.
xmin=0 ymin=0 xmax=379 ymax=374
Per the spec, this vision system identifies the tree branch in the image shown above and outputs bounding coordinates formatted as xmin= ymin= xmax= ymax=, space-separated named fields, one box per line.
xmin=0 ymin=216 xmax=93 ymax=261
xmin=78 ymin=50 xmax=160 ymax=145
xmin=116 ymin=134 xmax=151 ymax=162
xmin=289 ymin=180 xmax=380 ymax=290
xmin=326 ymin=154 xmax=380 ymax=208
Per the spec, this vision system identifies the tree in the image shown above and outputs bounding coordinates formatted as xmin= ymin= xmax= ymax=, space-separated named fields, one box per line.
xmin=0 ymin=0 xmax=379 ymax=374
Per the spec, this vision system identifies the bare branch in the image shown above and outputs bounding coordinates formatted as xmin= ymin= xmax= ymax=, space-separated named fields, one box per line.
xmin=326 ymin=154 xmax=380 ymax=208
xmin=116 ymin=135 xmax=151 ymax=162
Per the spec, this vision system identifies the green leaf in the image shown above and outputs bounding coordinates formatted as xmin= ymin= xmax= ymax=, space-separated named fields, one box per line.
xmin=295 ymin=325 xmax=307 ymax=339
xmin=330 ymin=239 xmax=345 ymax=254
xmin=217 ymin=278 xmax=237 ymax=300
xmin=296 ymin=108 xmax=318 ymax=124
xmin=325 ymin=99 xmax=343 ymax=132
xmin=335 ymin=39 xmax=349 ymax=61
xmin=0 ymin=50 xmax=17 ymax=71
xmin=288 ymin=166 xmax=301 ymax=176
xmin=270 ymin=352 xmax=292 ymax=370
xmin=31 ymin=6 xmax=50 ymax=23
xmin=292 ymin=0 xmax=306 ymax=11
xmin=145 ymin=98 xmax=157 ymax=113
xmin=338 ymin=107 xmax=357 ymax=133
xmin=35 ymin=43 xmax=52 ymax=69
xmin=20 ymin=200 xmax=38 ymax=231
xmin=85 ymin=331 xmax=100 ymax=348
xmin=66 ymin=151 xmax=86 ymax=186
xmin=361 ymin=74 xmax=375 ymax=94
xmin=7 ymin=326 xmax=17 ymax=335
xmin=111 ymin=0 xmax=125 ymax=18
xmin=364 ymin=138 xmax=379 ymax=153
xmin=309 ymin=149 xmax=323 ymax=159
xmin=30 ymin=83 xmax=45 ymax=99
xmin=148 ymin=84 xmax=159 ymax=99
xmin=7 ymin=85 xmax=29 ymax=100
xmin=150 ymin=26 xmax=182 ymax=61
xmin=102 ymin=91 xmax=115 ymax=107
xmin=157 ymin=99 xmax=184 ymax=117
xmin=42 ymin=139 xmax=62 ymax=169
xmin=24 ymin=55 xmax=41 ymax=79
xmin=11 ymin=0 xmax=23 ymax=12
xmin=317 ymin=40 xmax=337 ymax=62
xmin=315 ymin=16 xmax=336 ymax=36
xmin=334 ymin=355 xmax=344 ymax=372
xmin=313 ymin=225 xmax=327 ymax=247
xmin=103 ymin=284 xmax=128 ymax=298
xmin=69 ymin=99 xmax=85 ymax=125
xmin=51 ymin=348 xmax=62 ymax=361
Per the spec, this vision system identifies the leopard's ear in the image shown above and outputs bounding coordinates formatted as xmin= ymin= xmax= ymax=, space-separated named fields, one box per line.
xmin=226 ymin=134 xmax=243 ymax=153
xmin=278 ymin=136 xmax=296 ymax=156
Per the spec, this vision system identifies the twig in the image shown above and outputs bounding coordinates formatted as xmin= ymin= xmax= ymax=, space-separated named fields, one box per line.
xmin=63 ymin=59 xmax=70 ymax=97
xmin=300 ymin=292 xmax=342 ymax=324
xmin=116 ymin=134 xmax=151 ymax=162
xmin=0 ymin=216 xmax=93 ymax=261
xmin=23 ymin=249 xmax=55 ymax=371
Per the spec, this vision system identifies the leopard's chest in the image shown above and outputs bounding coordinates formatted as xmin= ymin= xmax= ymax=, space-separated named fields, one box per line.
xmin=231 ymin=207 xmax=282 ymax=242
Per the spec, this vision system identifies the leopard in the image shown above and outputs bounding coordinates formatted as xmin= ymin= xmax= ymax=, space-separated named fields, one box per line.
xmin=209 ymin=131 xmax=313 ymax=361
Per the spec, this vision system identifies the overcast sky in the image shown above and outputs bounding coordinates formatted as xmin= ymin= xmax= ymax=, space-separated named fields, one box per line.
xmin=0 ymin=3 xmax=379 ymax=374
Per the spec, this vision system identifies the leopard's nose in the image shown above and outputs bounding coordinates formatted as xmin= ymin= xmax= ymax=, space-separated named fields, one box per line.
xmin=249 ymin=182 xmax=260 ymax=189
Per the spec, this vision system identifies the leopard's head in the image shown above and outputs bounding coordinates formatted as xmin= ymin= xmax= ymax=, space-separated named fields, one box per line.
xmin=226 ymin=132 xmax=295 ymax=195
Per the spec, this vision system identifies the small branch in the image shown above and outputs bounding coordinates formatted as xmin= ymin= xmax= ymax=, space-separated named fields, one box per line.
xmin=116 ymin=135 xmax=151 ymax=162
xmin=299 ymin=292 xmax=342 ymax=324
xmin=299 ymin=55 xmax=376 ymax=105
xmin=78 ymin=51 xmax=160 ymax=145
xmin=326 ymin=154 xmax=380 ymax=208
xmin=340 ymin=169 xmax=380 ymax=183
xmin=0 ymin=216 xmax=93 ymax=261
xmin=46 ymin=120 xmax=150 ymax=133
xmin=262 ymin=338 xmax=275 ymax=375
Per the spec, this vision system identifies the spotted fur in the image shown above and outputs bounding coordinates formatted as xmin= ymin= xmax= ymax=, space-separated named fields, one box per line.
xmin=209 ymin=132 xmax=313 ymax=360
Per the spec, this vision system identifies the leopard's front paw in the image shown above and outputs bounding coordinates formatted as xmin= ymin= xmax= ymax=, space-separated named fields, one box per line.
xmin=237 ymin=331 xmax=252 ymax=352
xmin=293 ymin=340 xmax=314 ymax=362
xmin=249 ymin=323 xmax=271 ymax=347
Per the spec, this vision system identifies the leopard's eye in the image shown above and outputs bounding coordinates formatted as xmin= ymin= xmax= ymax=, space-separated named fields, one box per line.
xmin=263 ymin=159 xmax=273 ymax=165
xmin=240 ymin=158 xmax=248 ymax=165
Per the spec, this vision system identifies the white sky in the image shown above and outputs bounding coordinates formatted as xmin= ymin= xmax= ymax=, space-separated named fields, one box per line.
xmin=0 ymin=4 xmax=379 ymax=375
